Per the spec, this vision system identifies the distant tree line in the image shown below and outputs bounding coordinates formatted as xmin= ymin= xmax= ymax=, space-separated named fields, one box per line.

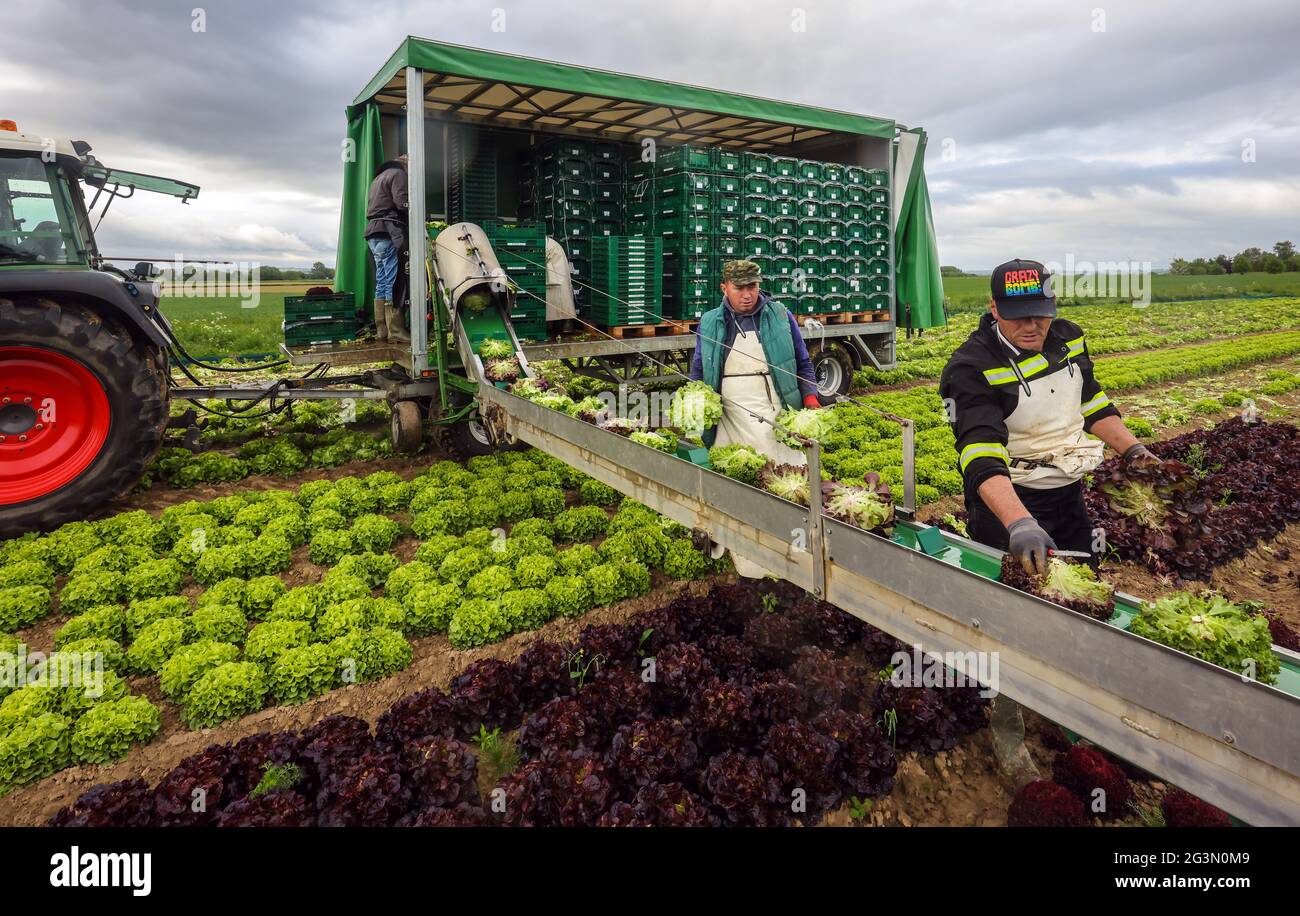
xmin=257 ymin=262 xmax=335 ymax=281
xmin=1170 ymin=242 xmax=1297 ymax=275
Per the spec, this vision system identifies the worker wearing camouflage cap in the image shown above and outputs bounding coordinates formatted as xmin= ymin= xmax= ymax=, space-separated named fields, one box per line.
xmin=690 ymin=260 xmax=821 ymax=576
xmin=690 ymin=259 xmax=822 ymax=461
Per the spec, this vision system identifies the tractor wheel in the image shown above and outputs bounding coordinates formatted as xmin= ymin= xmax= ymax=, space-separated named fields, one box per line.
xmin=810 ymin=342 xmax=854 ymax=405
xmin=391 ymin=400 xmax=424 ymax=453
xmin=0 ymin=297 xmax=168 ymax=536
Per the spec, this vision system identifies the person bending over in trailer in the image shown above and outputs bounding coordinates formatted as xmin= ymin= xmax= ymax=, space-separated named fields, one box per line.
xmin=938 ymin=257 xmax=1153 ymax=785
xmin=364 ymin=153 xmax=409 ymax=343
xmin=689 ymin=259 xmax=822 ymax=576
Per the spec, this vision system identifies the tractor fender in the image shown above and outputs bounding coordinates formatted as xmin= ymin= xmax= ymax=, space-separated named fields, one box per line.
xmin=0 ymin=268 xmax=170 ymax=350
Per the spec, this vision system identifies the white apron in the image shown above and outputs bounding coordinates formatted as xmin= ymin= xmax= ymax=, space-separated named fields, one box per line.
xmin=711 ymin=325 xmax=805 ymax=577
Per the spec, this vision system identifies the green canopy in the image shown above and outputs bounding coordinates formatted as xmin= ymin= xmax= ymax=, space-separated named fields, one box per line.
xmin=333 ymin=103 xmax=383 ymax=319
xmin=893 ymin=128 xmax=946 ymax=331
xmin=335 ymin=37 xmax=945 ymax=329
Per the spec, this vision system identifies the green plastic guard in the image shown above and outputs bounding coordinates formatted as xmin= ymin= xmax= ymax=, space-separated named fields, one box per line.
xmin=676 ymin=442 xmax=710 ymax=467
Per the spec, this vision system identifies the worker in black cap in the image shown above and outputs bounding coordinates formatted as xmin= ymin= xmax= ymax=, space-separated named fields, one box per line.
xmin=939 ymin=258 xmax=1153 ymax=785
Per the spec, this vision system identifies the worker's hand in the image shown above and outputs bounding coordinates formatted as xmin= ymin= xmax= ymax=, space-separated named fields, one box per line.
xmin=1006 ymin=517 xmax=1056 ymax=577
xmin=802 ymin=394 xmax=822 ymax=410
xmin=1122 ymin=443 xmax=1159 ymax=466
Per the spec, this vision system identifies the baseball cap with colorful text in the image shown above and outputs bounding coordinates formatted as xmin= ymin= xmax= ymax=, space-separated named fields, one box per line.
xmin=991 ymin=258 xmax=1056 ymax=319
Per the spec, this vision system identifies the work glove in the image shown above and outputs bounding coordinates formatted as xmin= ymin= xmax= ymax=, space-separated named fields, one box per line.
xmin=1006 ymin=517 xmax=1056 ymax=576
xmin=1122 ymin=443 xmax=1159 ymax=466
xmin=802 ymin=394 xmax=822 ymax=410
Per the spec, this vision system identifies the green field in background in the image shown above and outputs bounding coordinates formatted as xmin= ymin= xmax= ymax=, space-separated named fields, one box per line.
xmin=160 ymin=272 xmax=1300 ymax=356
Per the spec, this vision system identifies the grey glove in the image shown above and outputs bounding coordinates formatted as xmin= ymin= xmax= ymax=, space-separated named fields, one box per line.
xmin=1122 ymin=443 xmax=1158 ymax=465
xmin=1006 ymin=517 xmax=1056 ymax=576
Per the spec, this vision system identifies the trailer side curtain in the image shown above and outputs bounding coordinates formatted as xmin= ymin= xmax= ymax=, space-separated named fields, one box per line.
xmin=334 ymin=102 xmax=384 ymax=314
xmin=893 ymin=128 xmax=946 ymax=331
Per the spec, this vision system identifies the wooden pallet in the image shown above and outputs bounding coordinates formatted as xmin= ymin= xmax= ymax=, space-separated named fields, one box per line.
xmin=598 ymin=320 xmax=695 ymax=339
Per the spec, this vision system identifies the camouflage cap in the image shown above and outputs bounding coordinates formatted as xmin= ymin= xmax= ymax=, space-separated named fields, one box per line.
xmin=721 ymin=259 xmax=762 ymax=285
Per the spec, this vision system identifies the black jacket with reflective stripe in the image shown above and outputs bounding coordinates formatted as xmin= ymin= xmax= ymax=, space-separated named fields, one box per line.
xmin=938 ymin=312 xmax=1120 ymax=498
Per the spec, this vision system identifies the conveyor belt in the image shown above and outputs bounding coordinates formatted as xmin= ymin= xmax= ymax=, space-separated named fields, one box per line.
xmin=474 ymin=381 xmax=1300 ymax=826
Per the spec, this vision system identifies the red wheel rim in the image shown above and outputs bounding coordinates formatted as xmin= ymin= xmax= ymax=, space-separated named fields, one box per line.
xmin=0 ymin=346 xmax=111 ymax=504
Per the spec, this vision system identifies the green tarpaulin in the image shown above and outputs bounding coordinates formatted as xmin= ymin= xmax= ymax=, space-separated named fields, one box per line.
xmin=335 ymin=37 xmax=946 ymax=329
xmin=333 ymin=102 xmax=383 ymax=314
xmin=893 ymin=128 xmax=946 ymax=331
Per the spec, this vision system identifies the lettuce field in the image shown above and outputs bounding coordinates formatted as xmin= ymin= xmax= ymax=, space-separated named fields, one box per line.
xmin=1 ymin=295 xmax=1297 ymax=827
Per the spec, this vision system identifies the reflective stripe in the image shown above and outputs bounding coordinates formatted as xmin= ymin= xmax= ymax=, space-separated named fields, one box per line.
xmin=959 ymin=442 xmax=1010 ymax=472
xmin=1018 ymin=354 xmax=1049 ymax=378
xmin=1066 ymin=334 xmax=1086 ymax=357
xmin=983 ymin=367 xmax=1017 ymax=385
xmin=1081 ymin=392 xmax=1112 ymax=417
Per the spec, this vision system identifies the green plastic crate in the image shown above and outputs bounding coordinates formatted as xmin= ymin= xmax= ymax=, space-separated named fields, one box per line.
xmin=282 ymin=297 xmax=359 ymax=347
xmin=773 ymin=196 xmax=799 ymax=217
xmin=546 ymin=197 xmax=593 ymax=220
xmin=716 ymin=150 xmax=743 ymax=173
xmin=594 ymin=182 xmax=622 ymax=202
xmin=685 ymin=255 xmax=716 ymax=279
xmin=798 ymin=218 xmax=824 ymax=239
xmin=744 ymin=215 xmax=773 ymax=236
xmin=771 ymin=236 xmax=797 ymax=258
xmin=743 ymin=195 xmax=773 ymax=217
xmin=846 ymin=293 xmax=869 ymax=313
xmin=866 ymin=275 xmax=890 ymax=294
xmin=867 ymin=187 xmax=890 ymax=206
xmin=824 ymin=221 xmax=846 ymax=239
xmin=715 ymin=213 xmax=742 ymax=235
xmin=773 ymin=177 xmax=798 ymax=198
xmin=715 ymin=171 xmax=743 ymax=193
xmin=679 ymin=234 xmax=713 ymax=257
xmin=657 ymin=172 xmax=714 ymax=196
xmin=846 ymin=239 xmax=869 ymax=259
xmin=845 ymin=166 xmax=867 ymax=184
xmin=822 ymin=256 xmax=847 ymax=276
xmin=744 ymin=235 xmax=772 ymax=257
xmin=593 ymin=218 xmax=621 ymax=237
xmin=822 ymin=182 xmax=845 ymax=202
xmin=540 ymin=138 xmax=591 ymax=161
xmin=822 ymin=237 xmax=847 ymax=258
xmin=744 ymin=175 xmax=773 ymax=196
xmin=824 ymin=275 xmax=848 ymax=296
xmin=866 ymin=240 xmax=888 ymax=259
xmin=593 ymin=199 xmax=621 ymax=220
xmin=823 ymin=294 xmax=848 ymax=312
xmin=767 ymin=273 xmax=795 ymax=297
xmin=716 ymin=234 xmax=743 ymax=257
xmin=671 ymin=294 xmax=713 ymax=320
xmin=846 ymin=220 xmax=869 ymax=241
xmin=823 ymin=201 xmax=846 ymax=222
xmin=866 ymin=222 xmax=889 ymax=242
xmin=798 ymin=160 xmax=823 ymax=181
xmin=868 ymin=292 xmax=891 ymax=311
xmin=772 ymin=156 xmax=799 ymax=177
xmin=868 ymin=204 xmax=890 ymax=224
xmin=866 ymin=169 xmax=889 ymax=188
xmin=798 ymin=179 xmax=821 ymax=200
xmin=846 ymin=256 xmax=868 ymax=276
xmin=866 ymin=258 xmax=890 ymax=277
xmin=592 ymin=160 xmax=622 ymax=183
xmin=541 ymin=158 xmax=593 ymax=181
xmin=770 ymin=256 xmax=797 ymax=276
xmin=658 ymin=210 xmax=714 ymax=235
xmin=592 ymin=141 xmax=622 ymax=162
xmin=821 ymin=163 xmax=846 ymax=184
xmin=559 ymin=218 xmax=594 ymax=239
xmin=565 ymin=236 xmax=592 ymax=260
xmin=547 ymin=178 xmax=594 ymax=200
xmin=656 ymin=145 xmax=715 ymax=174
xmin=844 ymin=184 xmax=868 ymax=204
xmin=715 ymin=192 xmax=743 ymax=215
xmin=744 ymin=152 xmax=773 ymax=175
xmin=798 ymin=199 xmax=824 ymax=219
xmin=771 ymin=217 xmax=797 ymax=238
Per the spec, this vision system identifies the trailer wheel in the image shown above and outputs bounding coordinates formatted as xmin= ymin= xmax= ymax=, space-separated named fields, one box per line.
xmin=0 ymin=297 xmax=167 ymax=536
xmin=391 ymin=400 xmax=423 ymax=453
xmin=810 ymin=342 xmax=854 ymax=405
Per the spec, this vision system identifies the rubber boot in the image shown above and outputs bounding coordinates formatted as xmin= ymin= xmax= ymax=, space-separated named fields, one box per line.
xmin=373 ymin=299 xmax=390 ymax=341
xmin=386 ymin=301 xmax=410 ymax=343
xmin=989 ymin=696 xmax=1041 ymax=789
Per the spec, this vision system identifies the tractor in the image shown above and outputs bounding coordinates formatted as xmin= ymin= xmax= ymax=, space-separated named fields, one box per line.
xmin=0 ymin=121 xmax=195 ymax=536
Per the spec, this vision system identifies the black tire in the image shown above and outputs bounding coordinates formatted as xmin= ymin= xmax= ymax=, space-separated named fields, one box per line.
xmin=0 ymin=296 xmax=168 ymax=536
xmin=391 ymin=400 xmax=423 ymax=453
xmin=810 ymin=342 xmax=854 ymax=405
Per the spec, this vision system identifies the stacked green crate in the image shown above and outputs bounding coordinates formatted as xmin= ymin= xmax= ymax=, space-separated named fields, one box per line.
xmin=636 ymin=144 xmax=723 ymax=320
xmin=483 ymin=220 xmax=548 ymax=339
xmin=448 ymin=128 xmax=498 ymax=224
xmin=283 ymin=293 xmax=360 ymax=347
xmin=589 ymin=236 xmax=664 ymax=326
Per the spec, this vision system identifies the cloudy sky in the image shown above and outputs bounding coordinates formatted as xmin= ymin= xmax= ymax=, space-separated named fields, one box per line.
xmin=5 ymin=0 xmax=1297 ymax=270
